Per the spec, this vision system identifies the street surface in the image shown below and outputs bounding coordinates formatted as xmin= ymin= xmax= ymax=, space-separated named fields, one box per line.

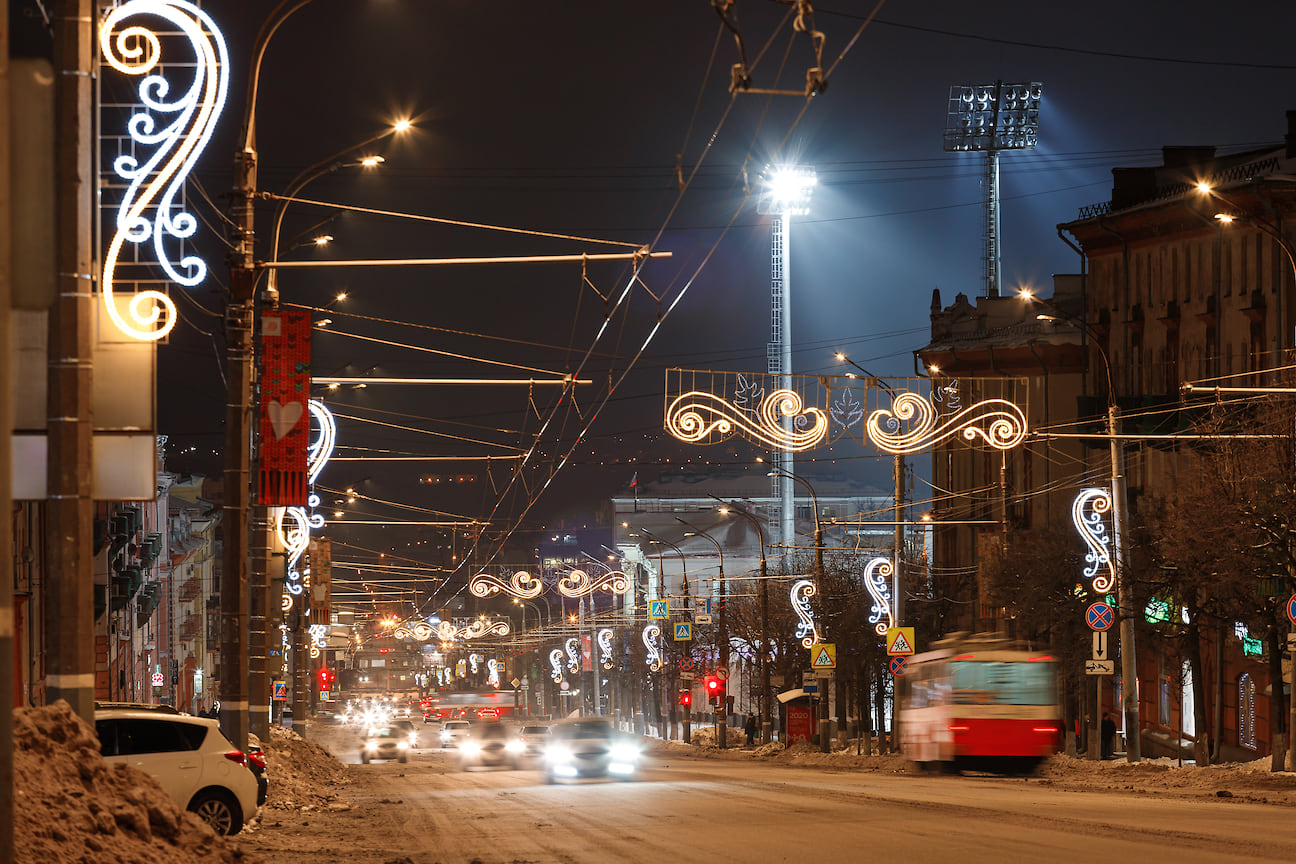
xmin=234 ymin=723 xmax=1296 ymax=864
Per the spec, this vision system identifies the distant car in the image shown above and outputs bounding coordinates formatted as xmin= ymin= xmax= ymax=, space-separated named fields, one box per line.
xmin=95 ymin=708 xmax=260 ymax=835
xmin=544 ymin=717 xmax=641 ymax=783
xmin=389 ymin=719 xmax=419 ymax=748
xmin=423 ymin=713 xmax=441 ymax=726
xmin=439 ymin=719 xmax=471 ymax=748
xmin=361 ymin=725 xmax=411 ymax=764
xmin=515 ymin=724 xmax=550 ymax=759
xmin=459 ymin=723 xmax=522 ymax=770
xmin=246 ymin=742 xmax=269 ymax=806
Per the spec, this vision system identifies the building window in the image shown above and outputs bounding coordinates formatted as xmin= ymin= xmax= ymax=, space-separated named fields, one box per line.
xmin=1158 ymin=657 xmax=1170 ymax=726
xmin=1181 ymin=660 xmax=1195 ymax=738
xmin=1239 ymin=673 xmax=1256 ymax=749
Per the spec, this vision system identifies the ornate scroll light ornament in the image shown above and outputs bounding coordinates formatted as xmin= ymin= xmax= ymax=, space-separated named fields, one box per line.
xmin=273 ymin=400 xmax=336 ymax=612
xmin=458 ymin=618 xmax=511 ymax=640
xmin=487 ymin=658 xmax=500 ymax=688
xmin=862 ymin=557 xmax=895 ymax=637
xmin=557 ymin=567 xmax=631 ymax=598
xmin=597 ymin=628 xmax=615 ymax=670
xmin=665 ymin=388 xmax=828 ymax=451
xmin=391 ymin=621 xmax=436 ymax=641
xmin=469 ymin=569 xmax=544 ymax=600
xmin=565 ymin=638 xmax=581 ymax=674
xmin=274 ymin=505 xmax=310 ymax=611
xmin=469 ymin=654 xmax=481 ymax=675
xmin=435 ymin=621 xmax=457 ymax=643
xmin=1072 ymin=487 xmax=1114 ymax=593
xmin=866 ymin=391 xmax=1026 ymax=455
xmin=790 ymin=579 xmax=819 ymax=649
xmin=549 ymin=649 xmax=565 ymax=683
xmin=308 ymin=624 xmax=328 ymax=659
xmin=830 ymin=389 xmax=866 ymax=432
xmin=642 ymin=624 xmax=663 ymax=672
xmin=98 ymin=0 xmax=229 ymax=341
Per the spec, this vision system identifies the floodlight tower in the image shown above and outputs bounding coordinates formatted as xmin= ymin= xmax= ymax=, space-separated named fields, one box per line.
xmin=756 ymin=165 xmax=816 ymax=549
xmin=943 ymin=81 xmax=1042 ymax=297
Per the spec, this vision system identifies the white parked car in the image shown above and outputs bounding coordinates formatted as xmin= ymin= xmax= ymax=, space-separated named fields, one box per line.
xmin=95 ymin=707 xmax=260 ymax=835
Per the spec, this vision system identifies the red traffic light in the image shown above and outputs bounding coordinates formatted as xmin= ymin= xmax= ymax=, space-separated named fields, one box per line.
xmin=705 ymin=676 xmax=719 ymax=694
xmin=678 ymin=689 xmax=691 ymax=706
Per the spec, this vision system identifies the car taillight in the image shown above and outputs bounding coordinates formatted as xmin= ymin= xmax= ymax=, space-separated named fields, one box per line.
xmin=224 ymin=750 xmax=248 ymax=767
xmin=247 ymin=751 xmax=267 ymax=770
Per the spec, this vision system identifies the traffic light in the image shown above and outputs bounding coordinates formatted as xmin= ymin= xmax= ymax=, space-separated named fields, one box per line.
xmin=317 ymin=667 xmax=337 ymax=691
xmin=678 ymin=688 xmax=691 ymax=706
xmin=705 ymin=675 xmax=721 ymax=706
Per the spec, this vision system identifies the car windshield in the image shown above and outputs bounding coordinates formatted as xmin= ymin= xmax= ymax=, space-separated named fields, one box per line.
xmin=558 ymin=722 xmax=614 ymax=739
xmin=368 ymin=727 xmax=397 ymax=738
xmin=521 ymin=726 xmax=548 ymax=736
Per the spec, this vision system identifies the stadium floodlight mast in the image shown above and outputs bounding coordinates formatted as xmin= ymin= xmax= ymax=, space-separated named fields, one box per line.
xmin=756 ymin=164 xmax=816 ymax=550
xmin=943 ymin=81 xmax=1042 ymax=298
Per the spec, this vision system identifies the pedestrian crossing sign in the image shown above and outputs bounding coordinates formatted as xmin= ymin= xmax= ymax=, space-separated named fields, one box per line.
xmin=886 ymin=627 xmax=915 ymax=656
xmin=810 ymin=643 xmax=836 ymax=670
xmin=650 ymin=599 xmax=669 ymax=619
xmin=674 ymin=622 xmax=693 ymax=641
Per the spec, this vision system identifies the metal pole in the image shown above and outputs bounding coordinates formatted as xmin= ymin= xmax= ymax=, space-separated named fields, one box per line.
xmin=1110 ymin=404 xmax=1140 ymax=761
xmin=0 ymin=5 xmax=16 ymax=855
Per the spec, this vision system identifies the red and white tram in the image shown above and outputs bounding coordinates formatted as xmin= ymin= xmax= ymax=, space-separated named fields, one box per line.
xmin=902 ymin=633 xmax=1061 ymax=774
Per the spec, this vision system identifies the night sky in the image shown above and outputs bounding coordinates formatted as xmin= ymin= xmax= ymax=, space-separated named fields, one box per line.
xmin=150 ymin=1 xmax=1296 ymax=609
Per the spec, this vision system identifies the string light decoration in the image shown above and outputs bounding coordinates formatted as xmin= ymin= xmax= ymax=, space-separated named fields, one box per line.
xmin=98 ymin=0 xmax=229 ymax=340
xmin=665 ymin=389 xmax=828 ymax=451
xmin=597 ymin=628 xmax=615 ymax=670
xmin=549 ymin=649 xmax=565 ymax=683
xmin=663 ymin=368 xmax=1029 ymax=455
xmin=389 ymin=618 xmax=510 ymax=642
xmin=274 ymin=401 xmax=336 ymax=612
xmin=565 ymin=638 xmax=580 ymax=674
xmin=862 ymin=557 xmax=894 ymax=637
xmin=1071 ymin=488 xmax=1114 ymax=593
xmin=469 ymin=570 xmax=544 ymax=600
xmin=557 ymin=568 xmax=631 ymax=598
xmin=866 ymin=393 xmax=1026 ymax=455
xmin=642 ymin=624 xmax=663 ymax=672
xmin=790 ymin=579 xmax=818 ymax=648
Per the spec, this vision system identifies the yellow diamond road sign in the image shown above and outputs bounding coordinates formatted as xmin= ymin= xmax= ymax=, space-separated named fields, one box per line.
xmin=886 ymin=627 xmax=915 ymax=656
xmin=810 ymin=643 xmax=836 ymax=670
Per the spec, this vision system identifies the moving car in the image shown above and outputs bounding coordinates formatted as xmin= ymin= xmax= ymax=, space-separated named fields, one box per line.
xmin=361 ymin=725 xmax=411 ymax=764
xmin=459 ymin=723 xmax=522 ymax=770
xmin=389 ymin=718 xmax=419 ymax=748
xmin=543 ymin=717 xmax=641 ymax=783
xmin=95 ymin=707 xmax=260 ymax=835
xmin=515 ymin=724 xmax=550 ymax=759
xmin=439 ymin=719 xmax=471 ymax=748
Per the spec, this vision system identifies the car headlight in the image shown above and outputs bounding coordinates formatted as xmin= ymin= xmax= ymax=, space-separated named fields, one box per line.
xmin=397 ymin=741 xmax=410 ymax=750
xmin=505 ymin=740 xmax=525 ymax=753
xmin=460 ymin=741 xmax=481 ymax=756
xmin=365 ymin=741 xmax=378 ymax=751
xmin=545 ymin=745 xmax=572 ymax=763
xmin=610 ymin=743 xmax=640 ymax=763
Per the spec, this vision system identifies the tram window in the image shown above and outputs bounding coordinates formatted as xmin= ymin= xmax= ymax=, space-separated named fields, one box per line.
xmin=951 ymin=661 xmax=1053 ymax=705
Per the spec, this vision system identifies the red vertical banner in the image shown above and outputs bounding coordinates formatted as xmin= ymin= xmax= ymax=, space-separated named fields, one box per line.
xmin=258 ymin=311 xmax=311 ymax=506
xmin=581 ymin=635 xmax=593 ymax=672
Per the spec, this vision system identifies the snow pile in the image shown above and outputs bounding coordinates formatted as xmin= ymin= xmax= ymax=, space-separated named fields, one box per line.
xmin=255 ymin=725 xmax=352 ymax=815
xmin=13 ymin=701 xmax=250 ymax=864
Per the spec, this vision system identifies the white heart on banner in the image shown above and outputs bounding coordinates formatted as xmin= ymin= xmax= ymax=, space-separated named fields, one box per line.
xmin=268 ymin=399 xmax=304 ymax=440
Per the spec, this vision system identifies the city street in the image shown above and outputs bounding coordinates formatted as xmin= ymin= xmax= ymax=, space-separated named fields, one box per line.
xmin=234 ymin=725 xmax=1296 ymax=864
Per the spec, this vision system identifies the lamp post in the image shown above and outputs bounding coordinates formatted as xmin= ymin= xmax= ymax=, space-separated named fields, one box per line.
xmin=676 ymin=517 xmax=728 ymax=748
xmin=763 ymin=463 xmax=830 ymax=752
xmin=638 ymin=528 xmax=688 ymax=741
xmin=836 ymin=353 xmax=908 ymax=628
xmin=1023 ymin=290 xmax=1140 ymax=762
xmin=713 ymin=497 xmax=772 ymax=745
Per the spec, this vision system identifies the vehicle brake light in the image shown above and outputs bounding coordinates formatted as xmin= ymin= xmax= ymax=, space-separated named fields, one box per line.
xmin=1033 ymin=727 xmax=1057 ymax=734
xmin=224 ymin=750 xmax=248 ymax=766
xmin=247 ymin=751 xmax=267 ymax=770
xmin=948 ymin=725 xmax=970 ymax=732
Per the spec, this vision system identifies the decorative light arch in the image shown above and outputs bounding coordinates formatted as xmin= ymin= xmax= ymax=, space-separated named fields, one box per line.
xmin=98 ymin=0 xmax=229 ymax=341
xmin=469 ymin=570 xmax=544 ymax=600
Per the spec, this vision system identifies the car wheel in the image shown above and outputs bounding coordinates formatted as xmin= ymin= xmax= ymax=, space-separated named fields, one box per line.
xmin=361 ymin=753 xmax=370 ymax=764
xmin=188 ymin=789 xmax=243 ymax=836
xmin=399 ymin=754 xmax=408 ymax=763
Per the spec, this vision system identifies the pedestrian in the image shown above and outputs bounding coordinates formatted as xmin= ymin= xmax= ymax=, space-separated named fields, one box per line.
xmin=1101 ymin=712 xmax=1116 ymax=760
xmin=744 ymin=711 xmax=757 ymax=746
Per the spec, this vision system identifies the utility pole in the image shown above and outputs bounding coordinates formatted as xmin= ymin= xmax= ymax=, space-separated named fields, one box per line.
xmin=1110 ymin=404 xmax=1140 ymax=761
xmin=46 ymin=0 xmax=94 ymax=722
xmin=1 ymin=3 xmax=16 ymax=857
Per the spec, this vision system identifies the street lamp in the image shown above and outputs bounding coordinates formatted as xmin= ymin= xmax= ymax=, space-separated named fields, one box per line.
xmin=1021 ymin=289 xmax=1140 ymax=762
xmin=835 ymin=352 xmax=908 ymax=628
xmin=711 ymin=497 xmax=771 ymax=745
xmin=761 ymin=462 xmax=830 ymax=752
xmin=676 ymin=517 xmax=729 ymax=749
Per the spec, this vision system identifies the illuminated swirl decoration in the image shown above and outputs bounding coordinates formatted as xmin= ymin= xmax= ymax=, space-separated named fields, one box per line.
xmin=469 ymin=570 xmax=544 ymax=600
xmin=487 ymin=658 xmax=500 ymax=688
xmin=597 ymin=628 xmax=615 ymax=670
xmin=469 ymin=654 xmax=481 ymax=675
xmin=390 ymin=618 xmax=510 ymax=642
xmin=866 ymin=393 xmax=1026 ymax=455
xmin=863 ymin=557 xmax=894 ymax=637
xmin=557 ymin=568 xmax=631 ymax=598
xmin=98 ymin=0 xmax=229 ymax=341
xmin=275 ymin=506 xmax=310 ymax=609
xmin=459 ymin=618 xmax=511 ymax=640
xmin=642 ymin=625 xmax=663 ymax=672
xmin=790 ymin=579 xmax=819 ymax=649
xmin=273 ymin=400 xmax=336 ymax=613
xmin=549 ymin=649 xmax=565 ymax=683
xmin=308 ymin=624 xmax=328 ymax=659
xmin=665 ymin=389 xmax=828 ymax=452
xmin=1072 ymin=487 xmax=1114 ymax=593
xmin=565 ymin=638 xmax=581 ymax=674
